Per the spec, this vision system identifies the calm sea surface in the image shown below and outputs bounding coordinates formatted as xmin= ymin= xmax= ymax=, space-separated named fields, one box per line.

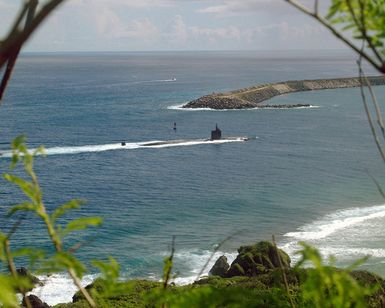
xmin=1 ymin=51 xmax=385 ymax=303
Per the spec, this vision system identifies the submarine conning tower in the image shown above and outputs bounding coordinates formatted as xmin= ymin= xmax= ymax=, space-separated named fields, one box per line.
xmin=211 ymin=124 xmax=222 ymax=140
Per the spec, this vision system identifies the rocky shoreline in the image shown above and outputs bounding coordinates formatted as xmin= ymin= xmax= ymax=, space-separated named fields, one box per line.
xmin=51 ymin=241 xmax=385 ymax=307
xmin=183 ymin=76 xmax=385 ymax=109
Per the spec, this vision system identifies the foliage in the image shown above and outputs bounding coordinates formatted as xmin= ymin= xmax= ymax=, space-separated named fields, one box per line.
xmin=296 ymin=242 xmax=374 ymax=308
xmin=285 ymin=0 xmax=385 ymax=73
xmin=61 ymin=279 xmax=162 ymax=308
xmin=0 ymin=274 xmax=31 ymax=307
xmin=0 ymin=137 xmax=126 ymax=307
xmin=326 ymin=0 xmax=385 ymax=54
xmin=57 ymin=253 xmax=384 ymax=308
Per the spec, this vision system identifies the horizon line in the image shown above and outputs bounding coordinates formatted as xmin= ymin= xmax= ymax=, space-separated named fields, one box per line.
xmin=20 ymin=48 xmax=349 ymax=54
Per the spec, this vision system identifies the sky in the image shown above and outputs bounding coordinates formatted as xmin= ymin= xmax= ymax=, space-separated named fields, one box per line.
xmin=0 ymin=0 xmax=347 ymax=52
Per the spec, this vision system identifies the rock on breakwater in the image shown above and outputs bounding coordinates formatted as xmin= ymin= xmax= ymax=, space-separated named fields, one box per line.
xmin=183 ymin=75 xmax=385 ymax=109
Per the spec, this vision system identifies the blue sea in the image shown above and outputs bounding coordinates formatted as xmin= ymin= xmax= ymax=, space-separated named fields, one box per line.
xmin=1 ymin=50 xmax=385 ymax=304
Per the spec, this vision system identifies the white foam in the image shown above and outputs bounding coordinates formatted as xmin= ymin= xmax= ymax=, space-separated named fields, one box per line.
xmin=280 ymin=203 xmax=385 ymax=267
xmin=168 ymin=104 xmax=319 ymax=111
xmin=320 ymin=247 xmax=385 ymax=259
xmin=280 ymin=241 xmax=385 ymax=266
xmin=0 ymin=138 xmax=247 ymax=157
xmin=0 ymin=143 xmax=139 ymax=157
xmin=254 ymin=105 xmax=320 ymax=110
xmin=285 ymin=204 xmax=385 ymax=240
xmin=27 ymin=249 xmax=238 ymax=305
xmin=29 ymin=273 xmax=97 ymax=306
xmin=160 ymin=248 xmax=237 ymax=285
xmin=167 ymin=104 xmax=222 ymax=111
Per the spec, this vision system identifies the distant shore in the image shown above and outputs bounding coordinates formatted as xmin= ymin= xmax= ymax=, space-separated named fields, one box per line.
xmin=183 ymin=75 xmax=385 ymax=109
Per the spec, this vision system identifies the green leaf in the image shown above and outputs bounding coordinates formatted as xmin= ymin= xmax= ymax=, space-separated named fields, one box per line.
xmin=3 ymin=174 xmax=39 ymax=202
xmin=7 ymin=202 xmax=37 ymax=217
xmin=0 ymin=275 xmax=19 ymax=307
xmin=11 ymin=135 xmax=26 ymax=150
xmin=51 ymin=199 xmax=85 ymax=223
xmin=33 ymin=145 xmax=45 ymax=157
xmin=12 ymin=247 xmax=46 ymax=268
xmin=323 ymin=0 xmax=385 ymax=71
xmin=42 ymin=251 xmax=87 ymax=278
xmin=60 ymin=217 xmax=102 ymax=238
xmin=0 ymin=233 xmax=7 ymax=262
xmin=10 ymin=152 xmax=19 ymax=170
xmin=296 ymin=243 xmax=374 ymax=307
xmin=91 ymin=257 xmax=128 ymax=297
xmin=92 ymin=257 xmax=120 ymax=281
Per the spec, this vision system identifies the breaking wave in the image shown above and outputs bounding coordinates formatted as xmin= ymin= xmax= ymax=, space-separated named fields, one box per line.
xmin=280 ymin=204 xmax=385 ymax=264
xmin=29 ymin=249 xmax=237 ymax=306
xmin=285 ymin=204 xmax=385 ymax=241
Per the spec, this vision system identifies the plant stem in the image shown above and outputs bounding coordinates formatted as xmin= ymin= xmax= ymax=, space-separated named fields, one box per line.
xmin=272 ymin=235 xmax=296 ymax=308
xmin=358 ymin=57 xmax=385 ymax=163
xmin=4 ymin=238 xmax=32 ymax=308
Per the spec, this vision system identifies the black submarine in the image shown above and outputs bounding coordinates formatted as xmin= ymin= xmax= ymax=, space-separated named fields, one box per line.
xmin=120 ymin=125 xmax=249 ymax=147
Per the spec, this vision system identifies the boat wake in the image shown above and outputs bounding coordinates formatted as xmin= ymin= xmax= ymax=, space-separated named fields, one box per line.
xmin=133 ymin=78 xmax=176 ymax=84
xmin=0 ymin=137 xmax=250 ymax=158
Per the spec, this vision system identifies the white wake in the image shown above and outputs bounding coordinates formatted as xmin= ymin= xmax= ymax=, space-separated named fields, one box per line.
xmin=0 ymin=138 xmax=248 ymax=157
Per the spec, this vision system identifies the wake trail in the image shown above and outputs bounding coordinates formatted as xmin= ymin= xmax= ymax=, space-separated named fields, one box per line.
xmin=0 ymin=138 xmax=249 ymax=158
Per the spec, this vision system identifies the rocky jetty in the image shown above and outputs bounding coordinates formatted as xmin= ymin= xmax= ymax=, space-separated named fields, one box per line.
xmin=183 ymin=75 xmax=385 ymax=109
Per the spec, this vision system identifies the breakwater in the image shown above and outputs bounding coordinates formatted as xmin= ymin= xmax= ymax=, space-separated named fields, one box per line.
xmin=183 ymin=76 xmax=385 ymax=109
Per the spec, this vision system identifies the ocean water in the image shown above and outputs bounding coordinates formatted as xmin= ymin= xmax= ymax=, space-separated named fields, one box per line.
xmin=1 ymin=50 xmax=385 ymax=305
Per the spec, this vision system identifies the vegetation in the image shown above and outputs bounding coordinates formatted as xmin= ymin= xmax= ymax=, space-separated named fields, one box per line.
xmin=285 ymin=0 xmax=385 ymax=74
xmin=52 ymin=242 xmax=385 ymax=308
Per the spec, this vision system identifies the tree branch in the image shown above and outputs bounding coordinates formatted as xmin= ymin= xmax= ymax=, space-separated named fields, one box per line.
xmin=0 ymin=0 xmax=66 ymax=68
xmin=4 ymin=216 xmax=32 ymax=308
xmin=358 ymin=57 xmax=385 ymax=163
xmin=0 ymin=0 xmax=38 ymax=101
xmin=285 ymin=0 xmax=385 ymax=73
xmin=346 ymin=0 xmax=384 ymax=65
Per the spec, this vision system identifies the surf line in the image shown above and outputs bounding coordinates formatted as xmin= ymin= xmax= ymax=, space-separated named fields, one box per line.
xmin=0 ymin=137 xmax=251 ymax=158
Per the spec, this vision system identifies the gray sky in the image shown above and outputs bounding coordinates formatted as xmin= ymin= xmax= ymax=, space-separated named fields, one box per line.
xmin=0 ymin=0 xmax=346 ymax=52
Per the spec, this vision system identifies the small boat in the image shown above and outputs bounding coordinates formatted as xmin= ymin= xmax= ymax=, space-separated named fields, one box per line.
xmin=121 ymin=142 xmax=126 ymax=146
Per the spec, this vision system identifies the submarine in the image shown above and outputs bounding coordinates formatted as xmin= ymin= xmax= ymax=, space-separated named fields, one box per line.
xmin=136 ymin=125 xmax=249 ymax=147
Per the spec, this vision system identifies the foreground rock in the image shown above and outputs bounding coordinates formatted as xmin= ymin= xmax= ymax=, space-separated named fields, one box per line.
xmin=209 ymin=255 xmax=230 ymax=277
xmin=23 ymin=295 xmax=49 ymax=308
xmin=183 ymin=75 xmax=385 ymax=109
xmin=226 ymin=241 xmax=290 ymax=277
xmin=17 ymin=267 xmax=44 ymax=290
